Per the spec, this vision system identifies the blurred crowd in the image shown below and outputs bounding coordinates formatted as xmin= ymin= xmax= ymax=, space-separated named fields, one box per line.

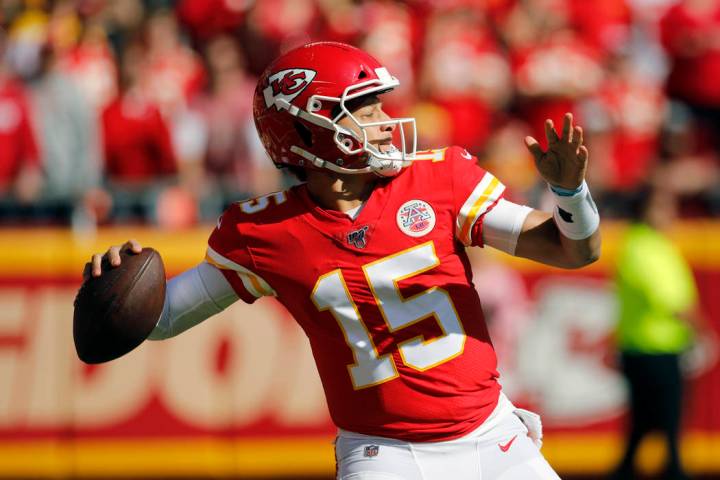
xmin=1 ymin=0 xmax=719 ymax=228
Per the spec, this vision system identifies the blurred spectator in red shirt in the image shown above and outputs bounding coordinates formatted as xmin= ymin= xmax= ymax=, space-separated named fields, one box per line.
xmin=143 ymin=8 xmax=208 ymax=224
xmin=661 ymin=0 xmax=720 ymax=108
xmin=359 ymin=1 xmax=419 ymax=116
xmin=144 ymin=9 xmax=205 ymax=118
xmin=176 ymin=0 xmax=249 ymax=43
xmin=56 ymin=17 xmax=118 ymax=115
xmin=568 ymin=0 xmax=631 ymax=53
xmin=502 ymin=0 xmax=604 ymax=148
xmin=242 ymin=0 xmax=319 ymax=73
xmin=660 ymin=0 xmax=720 ymax=153
xmin=101 ymin=40 xmax=177 ymax=223
xmin=315 ymin=0 xmax=363 ymax=44
xmin=580 ymin=54 xmax=667 ymax=216
xmin=418 ymin=7 xmax=511 ymax=153
xmin=192 ymin=34 xmax=279 ymax=218
xmin=659 ymin=0 xmax=720 ymax=215
xmin=0 ymin=41 xmax=42 ymax=220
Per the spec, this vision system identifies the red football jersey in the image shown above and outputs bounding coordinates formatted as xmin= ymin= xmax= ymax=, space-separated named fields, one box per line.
xmin=207 ymin=146 xmax=506 ymax=442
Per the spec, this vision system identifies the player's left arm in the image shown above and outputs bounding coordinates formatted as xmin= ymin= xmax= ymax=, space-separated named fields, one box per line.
xmin=515 ymin=113 xmax=601 ymax=269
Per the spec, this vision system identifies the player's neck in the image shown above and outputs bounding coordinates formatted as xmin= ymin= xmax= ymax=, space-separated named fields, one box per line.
xmin=305 ymin=171 xmax=378 ymax=212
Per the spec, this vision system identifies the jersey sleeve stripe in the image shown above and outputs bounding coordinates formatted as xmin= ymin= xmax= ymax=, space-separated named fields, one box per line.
xmin=414 ymin=148 xmax=447 ymax=162
xmin=457 ymin=176 xmax=505 ymax=246
xmin=205 ymin=246 xmax=276 ymax=297
xmin=244 ymin=272 xmax=273 ymax=297
xmin=205 ymin=253 xmax=264 ymax=298
xmin=456 ymin=173 xmax=493 ymax=242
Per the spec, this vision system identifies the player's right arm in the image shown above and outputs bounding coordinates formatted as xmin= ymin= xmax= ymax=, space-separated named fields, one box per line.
xmin=87 ymin=240 xmax=241 ymax=340
xmin=88 ymin=200 xmax=279 ymax=339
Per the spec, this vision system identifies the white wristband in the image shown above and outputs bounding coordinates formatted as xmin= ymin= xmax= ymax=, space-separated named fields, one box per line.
xmin=550 ymin=181 xmax=600 ymax=240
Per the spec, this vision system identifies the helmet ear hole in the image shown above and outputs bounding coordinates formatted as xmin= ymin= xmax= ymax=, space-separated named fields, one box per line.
xmin=338 ymin=133 xmax=354 ymax=150
xmin=358 ymin=70 xmax=367 ymax=79
xmin=294 ymin=121 xmax=313 ymax=147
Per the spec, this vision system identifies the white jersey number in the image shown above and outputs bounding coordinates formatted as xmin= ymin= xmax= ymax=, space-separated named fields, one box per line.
xmin=311 ymin=241 xmax=466 ymax=389
xmin=239 ymin=191 xmax=287 ymax=214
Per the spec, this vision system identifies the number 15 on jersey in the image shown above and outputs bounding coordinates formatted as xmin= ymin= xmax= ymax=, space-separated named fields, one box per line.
xmin=311 ymin=241 xmax=466 ymax=389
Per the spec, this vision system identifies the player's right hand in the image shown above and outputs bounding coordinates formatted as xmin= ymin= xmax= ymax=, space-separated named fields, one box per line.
xmin=86 ymin=240 xmax=143 ymax=279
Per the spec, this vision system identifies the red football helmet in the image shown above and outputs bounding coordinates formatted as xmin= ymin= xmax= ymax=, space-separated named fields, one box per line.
xmin=253 ymin=42 xmax=416 ymax=177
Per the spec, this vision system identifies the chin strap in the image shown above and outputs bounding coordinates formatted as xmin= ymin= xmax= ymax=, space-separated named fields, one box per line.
xmin=290 ymin=145 xmax=407 ymax=177
xmin=290 ymin=145 xmax=373 ymax=174
xmin=367 ymin=146 xmax=409 ymax=177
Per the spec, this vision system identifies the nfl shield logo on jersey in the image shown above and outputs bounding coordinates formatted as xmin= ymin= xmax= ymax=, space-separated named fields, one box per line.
xmin=363 ymin=445 xmax=380 ymax=458
xmin=347 ymin=225 xmax=370 ymax=249
xmin=396 ymin=200 xmax=436 ymax=237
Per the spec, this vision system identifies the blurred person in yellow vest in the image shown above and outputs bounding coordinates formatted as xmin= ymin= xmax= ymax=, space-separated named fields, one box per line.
xmin=611 ymin=183 xmax=705 ymax=480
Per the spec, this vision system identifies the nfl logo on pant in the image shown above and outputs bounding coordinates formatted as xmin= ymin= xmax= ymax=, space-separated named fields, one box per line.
xmin=363 ymin=445 xmax=380 ymax=458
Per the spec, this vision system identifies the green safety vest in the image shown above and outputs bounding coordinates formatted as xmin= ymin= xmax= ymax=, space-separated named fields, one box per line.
xmin=615 ymin=223 xmax=696 ymax=353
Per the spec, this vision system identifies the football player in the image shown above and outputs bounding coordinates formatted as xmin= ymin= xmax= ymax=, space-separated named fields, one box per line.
xmin=90 ymin=42 xmax=600 ymax=479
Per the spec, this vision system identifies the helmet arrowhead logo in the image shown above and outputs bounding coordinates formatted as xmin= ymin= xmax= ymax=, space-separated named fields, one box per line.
xmin=263 ymin=68 xmax=317 ymax=109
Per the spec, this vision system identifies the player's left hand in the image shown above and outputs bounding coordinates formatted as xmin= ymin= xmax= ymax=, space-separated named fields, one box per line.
xmin=524 ymin=112 xmax=588 ymax=190
xmin=513 ymin=408 xmax=544 ymax=449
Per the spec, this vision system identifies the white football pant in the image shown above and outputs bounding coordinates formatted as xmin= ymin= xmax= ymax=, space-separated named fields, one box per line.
xmin=335 ymin=394 xmax=560 ymax=480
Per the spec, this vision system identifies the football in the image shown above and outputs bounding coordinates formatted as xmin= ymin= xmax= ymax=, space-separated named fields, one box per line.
xmin=73 ymin=248 xmax=166 ymax=364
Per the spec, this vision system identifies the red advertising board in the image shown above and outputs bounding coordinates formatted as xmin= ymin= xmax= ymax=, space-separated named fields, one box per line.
xmin=0 ymin=223 xmax=718 ymax=477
